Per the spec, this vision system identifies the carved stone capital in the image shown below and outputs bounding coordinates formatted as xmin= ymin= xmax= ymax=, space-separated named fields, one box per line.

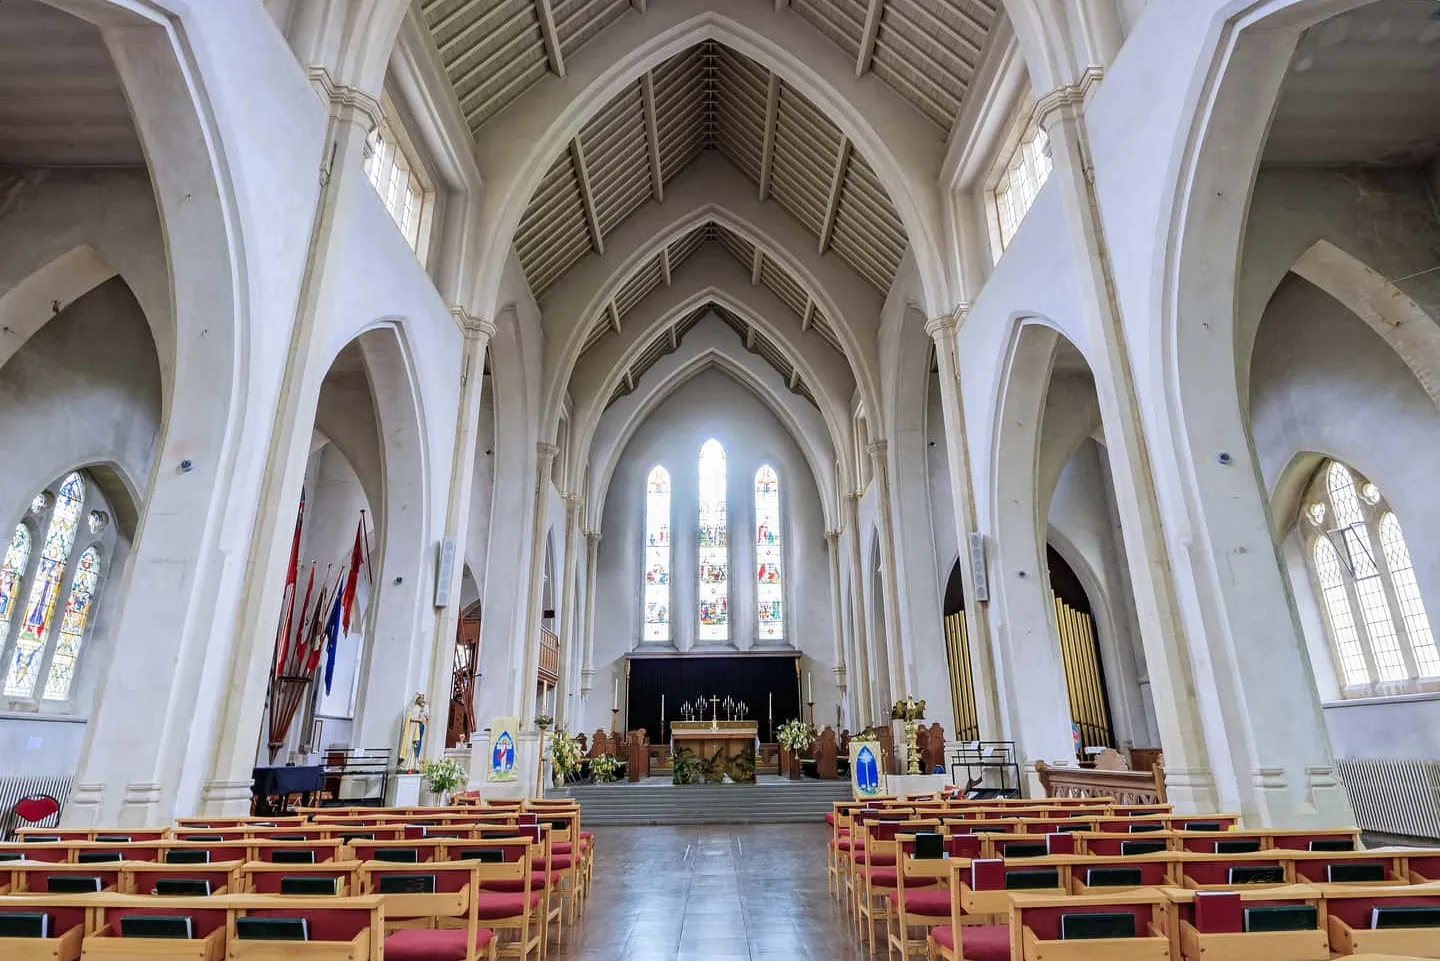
xmin=307 ymin=66 xmax=383 ymax=131
xmin=451 ymin=306 xmax=497 ymax=341
xmin=824 ymin=529 xmax=842 ymax=542
xmin=537 ymin=442 xmax=560 ymax=462
xmin=866 ymin=440 xmax=888 ymax=458
xmin=1033 ymin=67 xmax=1104 ymax=132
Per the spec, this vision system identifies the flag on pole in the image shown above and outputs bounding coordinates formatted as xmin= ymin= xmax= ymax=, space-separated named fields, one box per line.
xmin=341 ymin=521 xmax=363 ymax=634
xmin=304 ymin=568 xmax=335 ymax=675
xmin=286 ymin=563 xmax=316 ymax=677
xmin=322 ymin=587 xmax=344 ymax=695
xmin=274 ymin=500 xmax=305 ymax=677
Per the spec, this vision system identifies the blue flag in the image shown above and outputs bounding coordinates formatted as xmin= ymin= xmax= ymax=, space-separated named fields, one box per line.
xmin=322 ymin=584 xmax=343 ymax=695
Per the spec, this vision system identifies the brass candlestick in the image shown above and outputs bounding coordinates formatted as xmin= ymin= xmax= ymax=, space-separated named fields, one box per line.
xmin=806 ymin=699 xmax=815 ymax=729
xmin=610 ymin=707 xmax=619 ymax=734
xmin=891 ymin=694 xmax=927 ymax=776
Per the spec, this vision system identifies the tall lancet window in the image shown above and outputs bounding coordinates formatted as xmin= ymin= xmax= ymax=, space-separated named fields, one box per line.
xmin=755 ymin=465 xmax=784 ymax=641
xmin=1302 ymin=459 xmax=1440 ymax=695
xmin=697 ymin=439 xmax=729 ymax=641
xmin=643 ymin=466 xmax=671 ymax=642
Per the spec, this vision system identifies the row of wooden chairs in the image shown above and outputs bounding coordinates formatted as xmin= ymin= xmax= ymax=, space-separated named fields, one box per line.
xmin=1 ymin=798 xmax=591 ymax=961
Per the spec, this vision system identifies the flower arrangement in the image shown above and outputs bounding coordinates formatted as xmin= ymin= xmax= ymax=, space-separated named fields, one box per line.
xmin=589 ymin=752 xmax=621 ymax=783
xmin=534 ymin=714 xmax=554 ymax=729
xmin=851 ymin=725 xmax=881 ymax=742
xmin=776 ymin=718 xmax=816 ymax=753
xmin=419 ymin=757 xmax=467 ymax=797
xmin=549 ymin=729 xmax=583 ymax=779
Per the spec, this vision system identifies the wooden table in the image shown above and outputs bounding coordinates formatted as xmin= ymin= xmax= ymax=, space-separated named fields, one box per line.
xmin=671 ymin=721 xmax=758 ymax=783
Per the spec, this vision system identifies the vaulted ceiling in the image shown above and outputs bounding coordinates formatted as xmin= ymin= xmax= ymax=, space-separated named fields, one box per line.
xmin=510 ymin=41 xmax=908 ymax=299
xmin=420 ymin=1 xmax=1000 ymax=301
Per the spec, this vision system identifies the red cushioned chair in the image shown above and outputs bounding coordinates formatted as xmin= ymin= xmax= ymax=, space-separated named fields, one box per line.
xmin=438 ymin=837 xmax=543 ymax=960
xmin=360 ymin=861 xmax=497 ymax=961
xmin=887 ymin=837 xmax=959 ymax=961
xmin=858 ymin=819 xmax=939 ymax=951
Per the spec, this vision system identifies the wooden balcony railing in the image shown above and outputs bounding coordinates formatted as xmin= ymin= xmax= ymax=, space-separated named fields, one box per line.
xmin=538 ymin=627 xmax=560 ymax=683
xmin=1036 ymin=753 xmax=1167 ymax=805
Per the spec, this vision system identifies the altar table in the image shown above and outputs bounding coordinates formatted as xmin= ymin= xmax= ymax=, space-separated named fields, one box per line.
xmin=671 ymin=720 xmax=758 ymax=783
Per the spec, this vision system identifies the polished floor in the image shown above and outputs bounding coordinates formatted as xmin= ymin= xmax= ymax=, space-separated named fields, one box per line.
xmin=555 ymin=823 xmax=869 ymax=960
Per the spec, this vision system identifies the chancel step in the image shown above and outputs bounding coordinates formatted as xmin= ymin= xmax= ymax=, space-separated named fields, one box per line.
xmin=552 ymin=776 xmax=855 ymax=825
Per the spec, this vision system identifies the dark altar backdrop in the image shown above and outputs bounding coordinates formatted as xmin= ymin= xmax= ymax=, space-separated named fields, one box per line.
xmin=627 ymin=653 xmax=801 ymax=742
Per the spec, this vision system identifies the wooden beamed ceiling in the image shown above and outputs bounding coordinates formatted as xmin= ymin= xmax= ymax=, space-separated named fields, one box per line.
xmin=511 ymin=41 xmax=909 ymax=300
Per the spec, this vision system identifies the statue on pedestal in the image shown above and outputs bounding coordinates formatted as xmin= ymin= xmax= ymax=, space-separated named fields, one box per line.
xmin=399 ymin=693 xmax=429 ymax=773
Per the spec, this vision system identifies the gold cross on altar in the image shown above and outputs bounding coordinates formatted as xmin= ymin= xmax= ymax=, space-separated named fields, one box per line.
xmin=710 ymin=694 xmax=720 ymax=728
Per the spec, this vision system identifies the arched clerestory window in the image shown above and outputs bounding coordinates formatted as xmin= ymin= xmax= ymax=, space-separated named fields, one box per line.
xmin=697 ymin=439 xmax=728 ymax=641
xmin=643 ymin=466 xmax=671 ymax=642
xmin=1 ymin=472 xmax=114 ymax=702
xmin=754 ymin=465 xmax=784 ymax=642
xmin=1303 ymin=460 xmax=1440 ymax=695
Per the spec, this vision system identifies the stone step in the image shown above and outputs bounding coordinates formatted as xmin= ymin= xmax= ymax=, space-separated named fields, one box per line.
xmin=551 ymin=776 xmax=852 ymax=825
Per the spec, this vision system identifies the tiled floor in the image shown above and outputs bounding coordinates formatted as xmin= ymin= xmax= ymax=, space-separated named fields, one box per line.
xmin=555 ymin=823 xmax=869 ymax=960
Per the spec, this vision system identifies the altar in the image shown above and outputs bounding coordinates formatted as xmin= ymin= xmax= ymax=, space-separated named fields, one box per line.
xmin=670 ymin=720 xmax=758 ymax=783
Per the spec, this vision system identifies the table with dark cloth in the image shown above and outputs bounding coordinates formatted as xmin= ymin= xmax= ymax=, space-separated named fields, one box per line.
xmin=251 ymin=764 xmax=325 ymax=815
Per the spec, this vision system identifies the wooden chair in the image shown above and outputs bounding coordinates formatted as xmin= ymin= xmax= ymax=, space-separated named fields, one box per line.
xmin=1008 ymin=888 xmax=1174 ymax=959
xmin=1322 ymin=881 xmax=1440 ymax=957
xmin=359 ymin=861 xmax=497 ymax=961
xmin=436 ymin=836 xmax=543 ymax=960
xmin=125 ymin=860 xmax=245 ymax=896
xmin=1065 ymin=853 xmax=1179 ymax=894
xmin=240 ymin=860 xmax=362 ymax=895
xmin=5 ymin=860 xmax=126 ymax=893
xmin=1164 ymin=884 xmax=1329 ymax=961
xmin=885 ymin=837 xmax=957 ymax=961
xmin=85 ymin=899 xmax=229 ymax=959
xmin=926 ymin=859 xmax=1010 ymax=961
xmin=856 ymin=820 xmax=938 ymax=950
xmin=0 ymin=895 xmax=88 ymax=960
xmin=227 ymin=893 xmax=383 ymax=960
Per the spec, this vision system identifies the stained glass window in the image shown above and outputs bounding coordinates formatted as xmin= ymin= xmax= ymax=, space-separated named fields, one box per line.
xmin=1303 ymin=460 xmax=1440 ymax=694
xmin=5 ymin=473 xmax=84 ymax=697
xmin=755 ymin=466 xmax=783 ymax=641
xmin=643 ymin=466 xmax=671 ymax=642
xmin=43 ymin=547 xmax=99 ymax=700
xmin=697 ymin=439 xmax=728 ymax=641
xmin=0 ymin=526 xmax=31 ymax=649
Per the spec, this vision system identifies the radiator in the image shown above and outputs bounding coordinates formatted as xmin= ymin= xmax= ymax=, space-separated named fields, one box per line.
xmin=0 ymin=774 xmax=72 ymax=839
xmin=1336 ymin=757 xmax=1440 ymax=841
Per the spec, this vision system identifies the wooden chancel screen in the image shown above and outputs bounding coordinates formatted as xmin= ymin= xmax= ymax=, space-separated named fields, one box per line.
xmin=447 ymin=613 xmax=480 ymax=748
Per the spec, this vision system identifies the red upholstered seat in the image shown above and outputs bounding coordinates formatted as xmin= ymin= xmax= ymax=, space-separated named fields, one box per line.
xmin=552 ymin=841 xmax=588 ymax=855
xmin=857 ymin=850 xmax=897 ymax=866
xmin=929 ymin=925 xmax=1009 ymax=961
xmin=865 ymin=867 xmax=934 ymax=887
xmin=484 ymin=871 xmax=557 ymax=893
xmin=579 ymin=832 xmax=593 ymax=840
xmin=531 ymin=855 xmax=573 ymax=871
xmin=888 ymin=889 xmax=951 ymax=916
xmin=384 ymin=926 xmax=495 ymax=961
xmin=474 ymin=891 xmax=543 ymax=919
xmin=825 ymin=813 xmax=835 ymax=825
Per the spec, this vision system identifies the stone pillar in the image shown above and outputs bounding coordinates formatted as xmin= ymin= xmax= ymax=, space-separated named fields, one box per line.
xmin=580 ymin=530 xmax=601 ymax=702
xmin=1034 ymin=84 xmax=1223 ymax=813
xmin=553 ymin=493 xmax=583 ymax=729
xmin=868 ymin=441 xmax=907 ymax=708
xmin=519 ymin=443 xmax=560 ymax=722
xmin=186 ymin=75 xmax=381 ymax=819
xmin=420 ymin=313 xmax=495 ymax=762
xmin=925 ymin=311 xmax=1004 ymax=740
xmin=843 ymin=493 xmax=873 ymax=725
xmin=825 ymin=529 xmax=847 ymax=724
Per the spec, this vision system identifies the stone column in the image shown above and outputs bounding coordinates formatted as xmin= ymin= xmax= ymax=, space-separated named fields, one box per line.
xmin=420 ymin=312 xmax=495 ymax=762
xmin=1034 ymin=85 xmax=1223 ymax=813
xmin=190 ymin=74 xmax=382 ymax=818
xmin=519 ymin=443 xmax=560 ymax=722
xmin=925 ymin=311 xmax=1004 ymax=740
xmin=553 ymin=493 xmax=583 ymax=729
xmin=868 ymin=441 xmax=907 ymax=707
xmin=580 ymin=530 xmax=601 ymax=703
xmin=843 ymin=493 xmax=873 ymax=725
xmin=825 ymin=529 xmax=847 ymax=723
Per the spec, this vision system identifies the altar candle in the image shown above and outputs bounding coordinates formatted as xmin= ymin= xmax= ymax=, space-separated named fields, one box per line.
xmin=660 ymin=694 xmax=665 ymax=721
xmin=613 ymin=678 xmax=618 ymax=711
xmin=807 ymin=671 xmax=812 ymax=700
xmin=768 ymin=692 xmax=773 ymax=718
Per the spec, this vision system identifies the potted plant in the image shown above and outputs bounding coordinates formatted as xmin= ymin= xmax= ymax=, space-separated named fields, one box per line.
xmin=549 ymin=728 xmax=582 ymax=787
xmin=419 ymin=757 xmax=467 ymax=806
xmin=776 ymin=718 xmax=816 ymax=781
xmin=589 ymin=752 xmax=620 ymax=784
